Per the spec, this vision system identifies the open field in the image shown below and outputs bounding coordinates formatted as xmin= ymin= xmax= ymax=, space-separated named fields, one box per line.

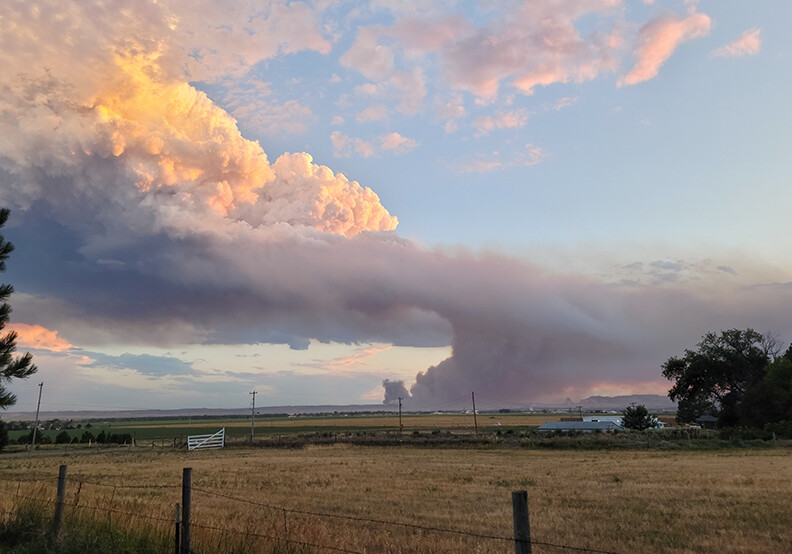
xmin=7 ymin=412 xmax=578 ymax=443
xmin=1 ymin=443 xmax=790 ymax=553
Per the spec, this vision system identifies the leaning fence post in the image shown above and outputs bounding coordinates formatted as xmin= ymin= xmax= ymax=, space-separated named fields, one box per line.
xmin=51 ymin=464 xmax=67 ymax=541
xmin=181 ymin=468 xmax=192 ymax=554
xmin=512 ymin=490 xmax=531 ymax=554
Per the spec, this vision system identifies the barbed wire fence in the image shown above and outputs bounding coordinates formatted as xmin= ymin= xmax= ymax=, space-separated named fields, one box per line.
xmin=0 ymin=468 xmax=620 ymax=554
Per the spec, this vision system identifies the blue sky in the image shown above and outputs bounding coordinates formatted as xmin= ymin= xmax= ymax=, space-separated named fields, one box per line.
xmin=1 ymin=0 xmax=790 ymax=413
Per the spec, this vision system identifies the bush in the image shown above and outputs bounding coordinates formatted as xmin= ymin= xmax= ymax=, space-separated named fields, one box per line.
xmin=766 ymin=420 xmax=792 ymax=439
xmin=55 ymin=430 xmax=71 ymax=444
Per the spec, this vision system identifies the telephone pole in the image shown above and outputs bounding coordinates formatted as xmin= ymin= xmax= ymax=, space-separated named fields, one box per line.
xmin=398 ymin=397 xmax=403 ymax=432
xmin=249 ymin=390 xmax=257 ymax=443
xmin=471 ymin=391 xmax=478 ymax=434
xmin=31 ymin=382 xmax=43 ymax=450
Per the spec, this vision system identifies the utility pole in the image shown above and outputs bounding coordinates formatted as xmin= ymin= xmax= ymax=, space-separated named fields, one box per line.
xmin=249 ymin=390 xmax=257 ymax=443
xmin=398 ymin=397 xmax=403 ymax=432
xmin=31 ymin=382 xmax=43 ymax=450
xmin=471 ymin=391 xmax=478 ymax=434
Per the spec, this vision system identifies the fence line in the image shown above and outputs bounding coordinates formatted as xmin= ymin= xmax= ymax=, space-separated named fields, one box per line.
xmin=66 ymin=477 xmax=180 ymax=490
xmin=0 ymin=472 xmax=621 ymax=554
xmin=191 ymin=520 xmax=365 ymax=554
xmin=193 ymin=485 xmax=515 ymax=544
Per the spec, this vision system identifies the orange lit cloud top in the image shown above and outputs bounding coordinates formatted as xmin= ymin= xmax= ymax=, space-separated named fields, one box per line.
xmin=6 ymin=324 xmax=73 ymax=353
xmin=92 ymin=52 xmax=398 ymax=237
xmin=0 ymin=16 xmax=396 ymax=239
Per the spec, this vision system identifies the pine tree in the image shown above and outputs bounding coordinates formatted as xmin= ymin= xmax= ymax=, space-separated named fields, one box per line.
xmin=622 ymin=404 xmax=656 ymax=431
xmin=0 ymin=208 xmax=37 ymax=409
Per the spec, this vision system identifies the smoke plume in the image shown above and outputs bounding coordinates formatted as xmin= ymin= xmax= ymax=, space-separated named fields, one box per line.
xmin=2 ymin=1 xmax=790 ymax=408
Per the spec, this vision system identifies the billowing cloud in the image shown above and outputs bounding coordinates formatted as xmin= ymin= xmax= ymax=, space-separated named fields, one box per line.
xmin=711 ymin=28 xmax=761 ymax=59
xmin=619 ymin=10 xmax=712 ymax=86
xmin=2 ymin=1 xmax=791 ymax=411
xmin=0 ymin=9 xmax=396 ymax=239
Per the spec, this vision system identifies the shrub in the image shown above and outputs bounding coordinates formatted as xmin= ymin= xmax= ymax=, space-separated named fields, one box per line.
xmin=0 ymin=419 xmax=7 ymax=452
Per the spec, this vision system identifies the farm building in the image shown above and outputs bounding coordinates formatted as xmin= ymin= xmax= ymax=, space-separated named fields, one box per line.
xmin=583 ymin=416 xmax=623 ymax=426
xmin=537 ymin=421 xmax=620 ymax=432
xmin=697 ymin=415 xmax=718 ymax=429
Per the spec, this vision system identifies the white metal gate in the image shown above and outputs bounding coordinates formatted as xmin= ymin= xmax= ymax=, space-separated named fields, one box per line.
xmin=187 ymin=428 xmax=225 ymax=451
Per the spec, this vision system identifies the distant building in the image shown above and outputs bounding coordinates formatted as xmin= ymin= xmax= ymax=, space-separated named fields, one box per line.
xmin=583 ymin=416 xmax=623 ymax=426
xmin=537 ymin=421 xmax=620 ymax=432
xmin=697 ymin=415 xmax=718 ymax=429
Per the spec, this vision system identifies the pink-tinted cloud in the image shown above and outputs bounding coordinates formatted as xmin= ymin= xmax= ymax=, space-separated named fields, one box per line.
xmin=297 ymin=345 xmax=393 ymax=375
xmin=552 ymin=96 xmax=579 ymax=111
xmin=379 ymin=132 xmax=418 ymax=154
xmin=457 ymin=143 xmax=546 ymax=173
xmin=331 ymin=131 xmax=417 ymax=157
xmin=619 ymin=11 xmax=711 ymax=86
xmin=331 ymin=132 xmax=376 ymax=158
xmin=339 ymin=26 xmax=395 ymax=80
xmin=711 ymin=28 xmax=761 ymax=58
xmin=356 ymin=105 xmax=390 ymax=123
xmin=441 ymin=0 xmax=622 ymax=97
xmin=341 ymin=1 xmax=622 ymax=101
xmin=473 ymin=109 xmax=530 ymax=136
xmin=6 ymin=323 xmax=72 ymax=352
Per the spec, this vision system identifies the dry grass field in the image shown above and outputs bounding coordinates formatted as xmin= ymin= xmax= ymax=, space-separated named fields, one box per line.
xmin=1 ymin=444 xmax=791 ymax=553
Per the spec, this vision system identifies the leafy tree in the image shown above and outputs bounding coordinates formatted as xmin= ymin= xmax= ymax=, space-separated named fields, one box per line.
xmin=55 ymin=431 xmax=71 ymax=444
xmin=79 ymin=431 xmax=95 ymax=443
xmin=0 ymin=208 xmax=37 ymax=410
xmin=0 ymin=419 xmax=7 ymax=451
xmin=662 ymin=329 xmax=769 ymax=426
xmin=622 ymin=404 xmax=655 ymax=431
xmin=739 ymin=354 xmax=792 ymax=428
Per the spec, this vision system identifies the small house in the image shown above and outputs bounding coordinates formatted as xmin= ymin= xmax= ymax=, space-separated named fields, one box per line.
xmin=697 ymin=415 xmax=718 ymax=429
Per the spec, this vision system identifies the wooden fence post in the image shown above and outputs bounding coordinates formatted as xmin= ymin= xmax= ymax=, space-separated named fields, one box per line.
xmin=174 ymin=503 xmax=181 ymax=554
xmin=51 ymin=464 xmax=67 ymax=541
xmin=512 ymin=490 xmax=531 ymax=554
xmin=181 ymin=468 xmax=192 ymax=554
